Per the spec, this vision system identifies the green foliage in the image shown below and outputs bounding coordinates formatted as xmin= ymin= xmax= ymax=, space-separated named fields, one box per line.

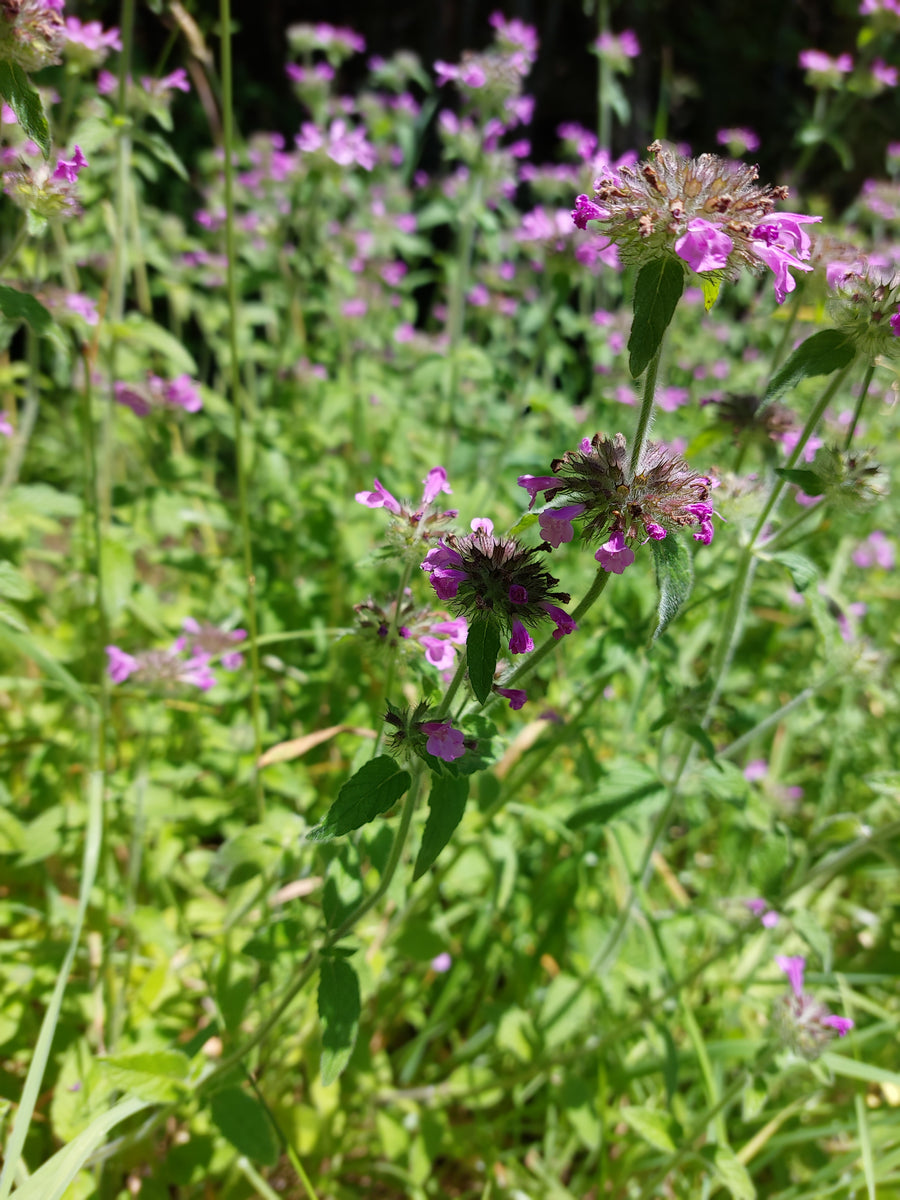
xmin=466 ymin=614 xmax=500 ymax=704
xmin=0 ymin=62 xmax=50 ymax=158
xmin=628 ymin=256 xmax=685 ymax=377
xmin=308 ymin=756 xmax=412 ymax=841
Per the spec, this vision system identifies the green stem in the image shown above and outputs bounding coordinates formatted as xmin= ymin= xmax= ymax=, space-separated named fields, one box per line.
xmin=442 ymin=175 xmax=482 ymax=463
xmin=201 ymin=768 xmax=424 ymax=1088
xmin=434 ymin=651 xmax=468 ymax=720
xmin=749 ymin=361 xmax=854 ymax=545
xmin=0 ymin=328 xmax=39 ymax=498
xmin=596 ymin=0 xmax=610 ymax=150
xmin=0 ymin=221 xmax=29 ymax=275
xmin=843 ymin=360 xmax=875 ymax=451
xmin=629 ymin=341 xmax=663 ymax=473
xmin=220 ymin=0 xmax=265 ymax=818
xmin=769 ymin=283 xmax=804 ymax=374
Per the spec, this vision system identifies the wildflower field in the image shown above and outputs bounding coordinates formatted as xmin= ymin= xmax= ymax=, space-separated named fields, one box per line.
xmin=1 ymin=2 xmax=900 ymax=1197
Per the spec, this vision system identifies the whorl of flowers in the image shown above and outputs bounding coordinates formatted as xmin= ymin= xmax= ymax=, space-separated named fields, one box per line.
xmin=572 ymin=141 xmax=821 ymax=302
xmin=3 ymin=152 xmax=85 ymax=223
xmin=801 ymin=445 xmax=887 ymax=511
xmin=708 ymin=392 xmax=798 ymax=444
xmin=354 ymin=594 xmax=467 ymax=674
xmin=0 ymin=0 xmax=65 ymax=71
xmin=773 ymin=955 xmax=853 ymax=1061
xmin=421 ymin=520 xmax=574 ymax=654
xmin=106 ymin=644 xmax=216 ymax=692
xmin=826 ymin=266 xmax=900 ymax=361
xmin=355 ymin=467 xmax=458 ymax=561
xmin=383 ymin=701 xmax=473 ymax=764
xmin=526 ymin=433 xmax=715 ymax=559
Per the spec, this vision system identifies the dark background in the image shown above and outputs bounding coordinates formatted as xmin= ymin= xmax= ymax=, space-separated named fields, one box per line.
xmin=80 ymin=1 xmax=898 ymax=204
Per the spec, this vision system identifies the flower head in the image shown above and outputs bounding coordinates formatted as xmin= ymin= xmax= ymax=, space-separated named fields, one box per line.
xmin=572 ymin=141 xmax=819 ymax=303
xmin=421 ymin=525 xmax=572 ymax=656
xmin=773 ymin=954 xmax=854 ymax=1059
xmin=0 ymin=0 xmax=65 ymax=71
xmin=528 ymin=432 xmax=716 ymax=567
xmin=179 ymin=618 xmax=247 ymax=669
xmin=827 ymin=266 xmax=900 ymax=361
xmin=105 ymin=643 xmax=216 ymax=691
xmin=384 ymin=701 xmax=476 ymax=766
xmin=355 ymin=466 xmax=459 ymax=561
xmin=114 ymin=373 xmax=202 ymax=416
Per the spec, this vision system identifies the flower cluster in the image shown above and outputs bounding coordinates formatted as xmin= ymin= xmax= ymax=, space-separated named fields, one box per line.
xmin=572 ymin=141 xmax=821 ymax=303
xmin=421 ymin=518 xmax=575 ymax=654
xmin=0 ymin=0 xmax=65 ymax=72
xmin=3 ymin=147 xmax=88 ymax=225
xmin=114 ymin=373 xmax=202 ymax=417
xmin=383 ymin=701 xmax=473 ymax=764
xmin=773 ymin=955 xmax=854 ymax=1060
xmin=62 ymin=16 xmax=121 ymax=67
xmin=354 ymin=593 xmax=467 ymax=676
xmin=106 ymin=644 xmax=216 ymax=692
xmin=826 ymin=266 xmax=900 ymax=360
xmin=355 ymin=466 xmax=458 ymax=559
xmin=434 ymin=11 xmax=538 ymax=127
xmin=176 ymin=618 xmax=246 ymax=670
xmin=521 ymin=433 xmax=715 ymax=574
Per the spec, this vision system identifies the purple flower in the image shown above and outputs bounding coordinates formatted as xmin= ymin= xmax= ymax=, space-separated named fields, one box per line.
xmin=674 ymin=217 xmax=734 ymax=273
xmin=495 ymin=686 xmax=528 ymax=710
xmin=509 ymin=618 xmax=534 ymax=654
xmin=355 ymin=478 xmax=402 ymax=514
xmin=750 ymin=212 xmax=822 ymax=303
xmin=0 ymin=411 xmax=13 ymax=437
xmin=572 ymin=193 xmax=608 ymax=230
xmin=420 ymin=720 xmax=466 ymax=761
xmin=52 ymin=145 xmax=88 ymax=184
xmin=105 ymin=643 xmax=216 ymax=691
xmin=744 ymin=759 xmax=768 ymax=782
xmin=419 ymin=636 xmax=457 ymax=672
xmin=517 ymin=474 xmax=563 ymax=509
xmin=773 ymin=954 xmax=854 ymax=1058
xmin=430 ymin=951 xmax=453 ymax=972
xmin=540 ymin=602 xmax=577 ymax=639
xmin=745 ymin=898 xmax=780 ymax=927
xmin=105 ymin=645 xmax=140 ymax=683
xmin=181 ymin=618 xmax=247 ymax=669
xmin=508 ymin=583 xmax=529 ymax=604
xmin=165 ymin=374 xmax=202 ymax=412
xmin=716 ymin=127 xmax=760 ymax=154
xmin=421 ymin=466 xmax=452 ymax=505
xmin=852 ymin=530 xmax=894 ymax=569
xmin=890 ymin=310 xmax=900 ymax=336
xmin=595 ymin=530 xmax=635 ymax=574
xmin=538 ymin=503 xmax=584 ymax=548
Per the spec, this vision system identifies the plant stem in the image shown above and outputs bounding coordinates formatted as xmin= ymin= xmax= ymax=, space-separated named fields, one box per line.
xmin=629 ymin=341 xmax=663 ymax=473
xmin=0 ymin=328 xmax=39 ymax=498
xmin=0 ymin=221 xmax=28 ymax=275
xmin=843 ymin=360 xmax=875 ymax=451
xmin=200 ymin=767 xmax=424 ymax=1087
xmin=220 ymin=0 xmax=265 ymax=818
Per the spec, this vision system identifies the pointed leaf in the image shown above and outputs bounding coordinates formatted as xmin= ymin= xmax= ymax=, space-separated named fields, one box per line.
xmin=307 ymin=755 xmax=410 ymax=842
xmin=466 ymin=615 xmax=500 ymax=705
xmin=209 ymin=1087 xmax=279 ymax=1167
xmin=773 ymin=467 xmax=824 ymax=495
xmin=0 ymin=61 xmax=50 ymax=158
xmin=763 ymin=329 xmax=856 ymax=406
xmin=700 ymin=274 xmax=723 ymax=311
xmin=628 ymin=257 xmax=684 ymax=377
xmin=771 ymin=551 xmax=819 ymax=592
xmin=0 ymin=285 xmax=54 ymax=335
xmin=318 ymin=957 xmax=360 ymax=1085
xmin=620 ymin=1105 xmax=676 ymax=1152
xmin=99 ymin=1050 xmax=190 ymax=1104
xmin=712 ymin=1146 xmax=757 ymax=1200
xmin=650 ymin=533 xmax=693 ymax=641
xmin=413 ymin=775 xmax=469 ymax=880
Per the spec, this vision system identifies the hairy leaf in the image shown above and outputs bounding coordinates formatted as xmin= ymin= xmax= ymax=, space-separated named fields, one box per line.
xmin=318 ymin=957 xmax=361 ymax=1085
xmin=0 ymin=61 xmax=50 ymax=157
xmin=413 ymin=774 xmax=469 ymax=879
xmin=308 ymin=755 xmax=411 ymax=841
xmin=651 ymin=533 xmax=693 ymax=641
xmin=466 ymin=615 xmax=500 ymax=705
xmin=764 ymin=329 xmax=856 ymax=406
xmin=628 ymin=257 xmax=684 ymax=377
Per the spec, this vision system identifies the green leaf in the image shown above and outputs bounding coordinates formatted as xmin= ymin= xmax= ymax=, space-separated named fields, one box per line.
xmin=763 ymin=329 xmax=856 ymax=406
xmin=318 ymin=957 xmax=360 ymax=1085
xmin=307 ymin=755 xmax=411 ymax=841
xmin=628 ymin=257 xmax=684 ymax=378
xmin=209 ymin=1087 xmax=279 ymax=1167
xmin=99 ymin=1050 xmax=190 ymax=1104
xmin=620 ymin=1105 xmax=676 ymax=1152
xmin=135 ymin=130 xmax=189 ymax=181
xmin=712 ymin=1146 xmax=757 ymax=1200
xmin=466 ymin=615 xmax=500 ymax=705
xmin=684 ymin=722 xmax=720 ymax=764
xmin=413 ymin=774 xmax=469 ymax=880
xmin=0 ymin=620 xmax=97 ymax=711
xmin=0 ymin=285 xmax=54 ymax=336
xmin=770 ymin=551 xmax=819 ymax=592
xmin=0 ymin=61 xmax=50 ymax=158
xmin=772 ymin=467 xmax=824 ymax=495
xmin=7 ymin=1097 xmax=149 ymax=1200
xmin=700 ymin=274 xmax=723 ymax=311
xmin=651 ymin=533 xmax=693 ymax=641
xmin=567 ymin=762 xmax=666 ymax=830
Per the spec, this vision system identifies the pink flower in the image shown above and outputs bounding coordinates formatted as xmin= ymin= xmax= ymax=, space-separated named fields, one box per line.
xmin=355 ymin=478 xmax=402 ymax=514
xmin=572 ymin=193 xmax=608 ymax=230
xmin=595 ymin=531 xmax=635 ymax=574
xmin=750 ymin=212 xmax=822 ymax=303
xmin=890 ymin=310 xmax=900 ymax=335
xmin=421 ymin=466 xmax=452 ymax=505
xmin=53 ymin=145 xmax=88 ymax=184
xmin=420 ymin=720 xmax=466 ymax=761
xmin=430 ymin=952 xmax=453 ymax=972
xmin=495 ymin=686 xmax=528 ymax=710
xmin=538 ymin=503 xmax=584 ymax=548
xmin=517 ymin=473 xmax=562 ymax=509
xmin=853 ymin=530 xmax=895 ymax=568
xmin=674 ymin=217 xmax=734 ymax=273
xmin=509 ymin=618 xmax=534 ymax=654
xmin=540 ymin=602 xmax=577 ymax=639
xmin=0 ymin=411 xmax=12 ymax=437
xmin=872 ymin=58 xmax=898 ymax=87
